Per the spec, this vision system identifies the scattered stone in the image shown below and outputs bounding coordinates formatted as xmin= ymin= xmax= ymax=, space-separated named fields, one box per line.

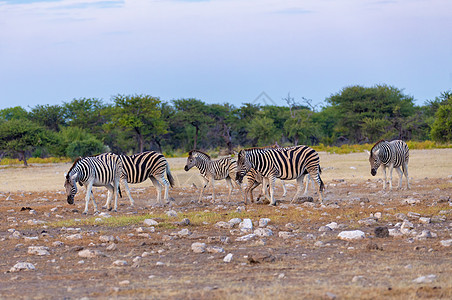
xmin=366 ymin=242 xmax=383 ymax=251
xmin=413 ymin=274 xmax=437 ymax=284
xmin=358 ymin=218 xmax=377 ymax=226
xmin=223 ymin=253 xmax=233 ymax=263
xmin=177 ymin=218 xmax=191 ymax=226
xmin=325 ymin=222 xmax=338 ymax=230
xmin=259 ymin=218 xmax=271 ymax=227
xmin=112 ymin=260 xmax=128 ymax=266
xmin=174 ymin=228 xmax=192 ymax=237
xmin=318 ymin=226 xmax=332 ymax=232
xmin=156 ymin=261 xmax=165 ymax=266
xmin=407 ymin=212 xmax=421 ymax=218
xmin=106 ymin=243 xmax=117 ymax=251
xmin=338 ymin=230 xmax=365 ymax=241
xmin=98 ymin=212 xmax=112 ymax=218
xmin=229 ymin=218 xmax=242 ymax=226
xmin=440 ymin=239 xmax=452 ymax=247
xmin=388 ymin=228 xmax=403 ymax=237
xmin=78 ymin=249 xmax=106 ymax=258
xmin=254 ymin=228 xmax=273 ymax=237
xmin=99 ymin=235 xmax=115 ymax=243
xmin=352 ymin=275 xmax=368 ymax=285
xmin=52 ymin=241 xmax=64 ymax=247
xmin=66 ymin=234 xmax=83 ymax=240
xmin=314 ymin=241 xmax=325 ymax=247
xmin=9 ymin=262 xmax=35 ymax=272
xmin=166 ymin=210 xmax=178 ymax=217
xmin=400 ymin=220 xmax=414 ymax=234
xmin=402 ymin=198 xmax=419 ymax=205
xmin=395 ymin=213 xmax=407 ymax=221
xmin=235 ymin=233 xmax=256 ymax=242
xmin=419 ymin=217 xmax=431 ymax=224
xmin=215 ymin=221 xmax=233 ymax=229
xmin=28 ymin=246 xmax=50 ymax=256
xmin=119 ymin=280 xmax=130 ymax=286
xmin=191 ymin=242 xmax=206 ymax=253
xmin=143 ymin=219 xmax=159 ymax=226
xmin=136 ymin=227 xmax=155 ymax=233
xmin=278 ymin=231 xmax=296 ymax=239
xmin=239 ymin=219 xmax=253 ymax=232
xmin=416 ymin=230 xmax=436 ymax=240
xmin=206 ymin=246 xmax=224 ymax=253
xmin=325 ymin=292 xmax=337 ymax=300
xmin=375 ymin=227 xmax=389 ymax=238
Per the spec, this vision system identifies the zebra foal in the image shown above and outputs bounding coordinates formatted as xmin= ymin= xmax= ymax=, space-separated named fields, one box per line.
xmin=64 ymin=153 xmax=122 ymax=214
xmin=184 ymin=150 xmax=241 ymax=203
xmin=367 ymin=139 xmax=410 ymax=190
xmin=119 ymin=151 xmax=175 ymax=206
xmin=236 ymin=145 xmax=324 ymax=206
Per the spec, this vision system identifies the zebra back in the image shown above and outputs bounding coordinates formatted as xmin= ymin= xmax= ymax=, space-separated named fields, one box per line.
xmin=370 ymin=140 xmax=409 ymax=169
xmin=120 ymin=151 xmax=174 ymax=187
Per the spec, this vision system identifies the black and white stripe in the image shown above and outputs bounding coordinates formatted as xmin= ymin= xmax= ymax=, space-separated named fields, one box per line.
xmin=184 ymin=150 xmax=241 ymax=202
xmin=119 ymin=151 xmax=175 ymax=205
xmin=368 ymin=139 xmax=410 ymax=190
xmin=236 ymin=145 xmax=324 ymax=205
xmin=64 ymin=153 xmax=122 ymax=214
xmin=244 ymin=168 xmax=287 ymax=204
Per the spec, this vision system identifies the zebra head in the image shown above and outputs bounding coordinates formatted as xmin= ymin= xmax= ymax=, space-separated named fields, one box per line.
xmin=185 ymin=150 xmax=205 ymax=172
xmin=369 ymin=149 xmax=381 ymax=176
xmin=184 ymin=151 xmax=196 ymax=172
xmin=64 ymin=172 xmax=78 ymax=204
xmin=235 ymin=150 xmax=251 ymax=183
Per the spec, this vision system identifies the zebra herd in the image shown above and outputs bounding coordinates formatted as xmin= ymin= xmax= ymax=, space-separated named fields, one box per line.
xmin=64 ymin=139 xmax=410 ymax=214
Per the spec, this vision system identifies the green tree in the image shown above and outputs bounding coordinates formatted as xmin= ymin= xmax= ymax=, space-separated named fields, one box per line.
xmin=430 ymin=93 xmax=452 ymax=143
xmin=0 ymin=119 xmax=57 ymax=165
xmin=326 ymin=84 xmax=415 ymax=143
xmin=0 ymin=106 xmax=28 ymax=121
xmin=57 ymin=126 xmax=107 ymax=158
xmin=63 ymin=98 xmax=107 ymax=134
xmin=284 ymin=109 xmax=318 ymax=145
xmin=29 ymin=104 xmax=66 ymax=131
xmin=109 ymin=95 xmax=166 ymax=153
xmin=247 ymin=115 xmax=279 ymax=146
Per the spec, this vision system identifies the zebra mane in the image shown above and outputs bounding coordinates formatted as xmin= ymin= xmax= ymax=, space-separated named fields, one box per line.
xmin=370 ymin=139 xmax=387 ymax=153
xmin=66 ymin=157 xmax=83 ymax=177
xmin=188 ymin=150 xmax=210 ymax=159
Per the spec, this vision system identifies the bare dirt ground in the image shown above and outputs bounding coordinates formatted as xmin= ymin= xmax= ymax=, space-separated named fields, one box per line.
xmin=0 ymin=149 xmax=451 ymax=299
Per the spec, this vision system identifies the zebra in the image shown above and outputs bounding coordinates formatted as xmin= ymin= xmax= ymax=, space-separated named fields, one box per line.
xmin=64 ymin=153 xmax=122 ymax=214
xmin=184 ymin=150 xmax=241 ymax=203
xmin=236 ymin=145 xmax=324 ymax=205
xmin=119 ymin=151 xmax=175 ymax=206
xmin=367 ymin=139 xmax=410 ymax=190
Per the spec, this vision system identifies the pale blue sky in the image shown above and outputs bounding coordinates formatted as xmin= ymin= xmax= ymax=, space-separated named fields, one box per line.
xmin=0 ymin=0 xmax=451 ymax=110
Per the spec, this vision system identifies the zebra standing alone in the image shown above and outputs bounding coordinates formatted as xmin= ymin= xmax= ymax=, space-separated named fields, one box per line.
xmin=236 ymin=145 xmax=324 ymax=205
xmin=367 ymin=139 xmax=410 ymax=190
xmin=119 ymin=151 xmax=175 ymax=206
xmin=184 ymin=150 xmax=241 ymax=203
xmin=64 ymin=153 xmax=122 ymax=214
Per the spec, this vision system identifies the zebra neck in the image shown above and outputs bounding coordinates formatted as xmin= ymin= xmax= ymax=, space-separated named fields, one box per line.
xmin=195 ymin=158 xmax=208 ymax=175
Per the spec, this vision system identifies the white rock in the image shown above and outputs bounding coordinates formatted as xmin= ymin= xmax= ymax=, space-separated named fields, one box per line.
xmin=440 ymin=239 xmax=452 ymax=247
xmin=166 ymin=210 xmax=178 ymax=217
xmin=191 ymin=242 xmax=206 ymax=253
xmin=136 ymin=226 xmax=155 ymax=233
xmin=239 ymin=219 xmax=253 ymax=232
xmin=259 ymin=218 xmax=271 ymax=227
xmin=106 ymin=243 xmax=117 ymax=251
xmin=235 ymin=234 xmax=256 ymax=242
xmin=98 ymin=212 xmax=112 ymax=218
xmin=215 ymin=221 xmax=233 ymax=229
xmin=143 ymin=219 xmax=158 ymax=226
xmin=78 ymin=249 xmax=106 ymax=258
xmin=66 ymin=234 xmax=83 ymax=240
xmin=52 ymin=241 xmax=64 ymax=247
xmin=413 ymin=274 xmax=437 ymax=284
xmin=229 ymin=218 xmax=242 ymax=225
xmin=419 ymin=217 xmax=431 ymax=224
xmin=254 ymin=228 xmax=273 ymax=237
xmin=10 ymin=262 xmax=35 ymax=272
xmin=374 ymin=212 xmax=382 ymax=219
xmin=278 ymin=231 xmax=296 ymax=239
xmin=119 ymin=280 xmax=130 ymax=286
xmin=388 ymin=228 xmax=403 ymax=237
xmin=99 ymin=235 xmax=115 ymax=243
xmin=112 ymin=260 xmax=128 ymax=266
xmin=416 ymin=230 xmax=435 ymax=239
xmin=175 ymin=228 xmax=191 ymax=237
xmin=28 ymin=246 xmax=50 ymax=256
xmin=325 ymin=222 xmax=338 ymax=230
xmin=223 ymin=253 xmax=233 ymax=263
xmin=400 ymin=221 xmax=414 ymax=234
xmin=337 ymin=230 xmax=366 ymax=241
xmin=206 ymin=246 xmax=225 ymax=253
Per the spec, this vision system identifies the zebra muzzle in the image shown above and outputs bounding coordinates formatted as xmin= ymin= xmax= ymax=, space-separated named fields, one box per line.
xmin=371 ymin=169 xmax=377 ymax=176
xmin=67 ymin=196 xmax=74 ymax=205
xmin=184 ymin=165 xmax=189 ymax=172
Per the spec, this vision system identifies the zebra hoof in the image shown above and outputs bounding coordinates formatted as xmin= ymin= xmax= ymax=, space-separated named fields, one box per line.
xmin=108 ymin=207 xmax=112 ymax=211
xmin=93 ymin=211 xmax=100 ymax=215
xmin=82 ymin=211 xmax=88 ymax=215
xmin=102 ymin=205 xmax=107 ymax=210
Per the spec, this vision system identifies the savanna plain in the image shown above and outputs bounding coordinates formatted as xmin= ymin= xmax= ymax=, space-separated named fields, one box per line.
xmin=0 ymin=149 xmax=451 ymax=299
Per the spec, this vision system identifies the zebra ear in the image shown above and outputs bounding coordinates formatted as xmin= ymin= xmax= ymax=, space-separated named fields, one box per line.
xmin=70 ymin=173 xmax=78 ymax=181
xmin=374 ymin=149 xmax=380 ymax=156
xmin=364 ymin=150 xmax=370 ymax=155
xmin=64 ymin=172 xmax=67 ymax=178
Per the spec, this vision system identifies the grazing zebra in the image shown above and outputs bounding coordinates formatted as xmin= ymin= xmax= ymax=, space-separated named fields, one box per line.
xmin=236 ymin=145 xmax=324 ymax=205
xmin=119 ymin=151 xmax=175 ymax=206
xmin=64 ymin=153 xmax=122 ymax=214
xmin=184 ymin=150 xmax=241 ymax=203
xmin=367 ymin=139 xmax=410 ymax=190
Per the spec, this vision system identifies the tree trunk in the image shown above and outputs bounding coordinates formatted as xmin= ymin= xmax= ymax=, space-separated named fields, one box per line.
xmin=193 ymin=126 xmax=199 ymax=150
xmin=222 ymin=124 xmax=233 ymax=154
xmin=138 ymin=134 xmax=144 ymax=153
xmin=19 ymin=151 xmax=28 ymax=166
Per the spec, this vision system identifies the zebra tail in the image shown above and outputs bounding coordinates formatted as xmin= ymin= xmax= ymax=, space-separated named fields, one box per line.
xmin=118 ymin=185 xmax=122 ymax=198
xmin=166 ymin=164 xmax=175 ymax=188
xmin=319 ymin=176 xmax=325 ymax=192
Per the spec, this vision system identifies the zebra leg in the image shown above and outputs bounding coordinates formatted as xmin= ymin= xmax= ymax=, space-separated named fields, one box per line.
xmin=403 ymin=162 xmax=410 ymax=189
xmin=388 ymin=164 xmax=394 ymax=190
xmin=156 ymin=174 xmax=171 ymax=204
xmin=198 ymin=177 xmax=209 ymax=203
xmin=150 ymin=177 xmax=163 ymax=205
xmin=226 ymin=177 xmax=233 ymax=202
xmin=210 ymin=179 xmax=216 ymax=202
xmin=84 ymin=182 xmax=96 ymax=214
xmin=281 ymin=180 xmax=287 ymax=197
xmin=395 ymin=167 xmax=403 ymax=189
xmin=268 ymin=176 xmax=277 ymax=206
xmin=381 ymin=165 xmax=387 ymax=190
xmin=291 ymin=176 xmax=305 ymax=203
xmin=308 ymin=169 xmax=324 ymax=202
xmin=104 ymin=184 xmax=114 ymax=211
xmin=122 ymin=179 xmax=135 ymax=207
